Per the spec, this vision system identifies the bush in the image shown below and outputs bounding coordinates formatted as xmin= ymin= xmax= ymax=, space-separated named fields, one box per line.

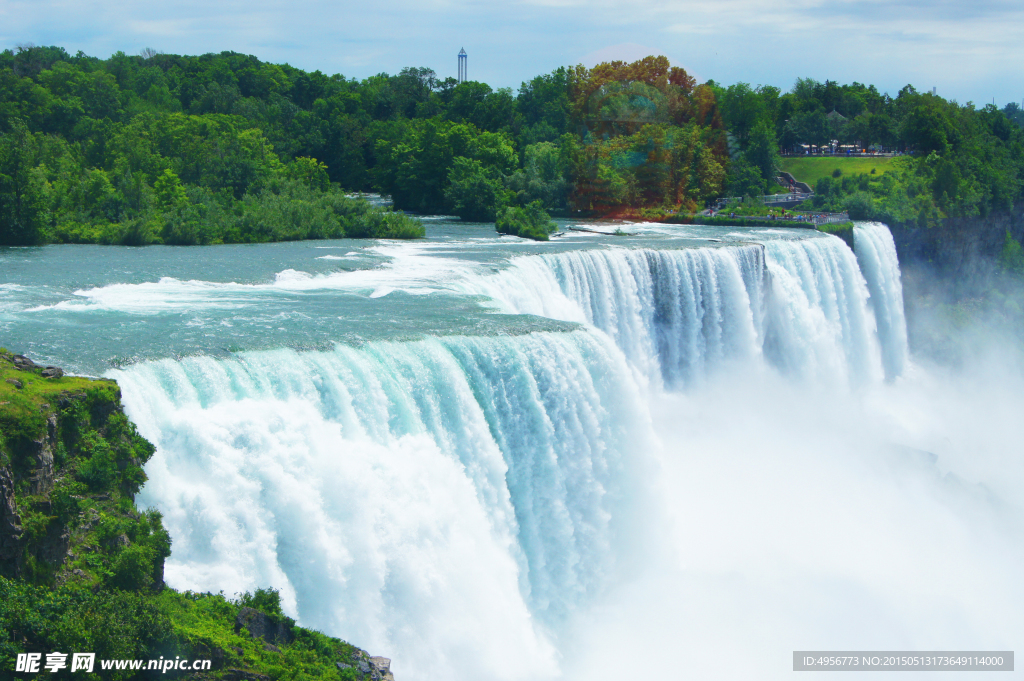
xmin=235 ymin=587 xmax=286 ymax=620
xmin=495 ymin=201 xmax=556 ymax=241
xmin=348 ymin=209 xmax=425 ymax=239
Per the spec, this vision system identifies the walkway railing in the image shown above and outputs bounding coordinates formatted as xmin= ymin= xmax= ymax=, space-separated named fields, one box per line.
xmin=714 ymin=192 xmax=813 ymax=208
xmin=704 ymin=210 xmax=849 ymax=227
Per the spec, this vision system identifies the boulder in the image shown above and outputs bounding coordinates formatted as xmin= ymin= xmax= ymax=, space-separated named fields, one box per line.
xmin=370 ymin=656 xmax=394 ymax=681
xmin=12 ymin=355 xmax=37 ymax=370
xmin=5 ymin=378 xmax=22 ymax=389
xmin=41 ymin=366 xmax=64 ymax=379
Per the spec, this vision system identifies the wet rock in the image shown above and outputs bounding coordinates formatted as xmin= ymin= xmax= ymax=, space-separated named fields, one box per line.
xmin=12 ymin=355 xmax=37 ymax=370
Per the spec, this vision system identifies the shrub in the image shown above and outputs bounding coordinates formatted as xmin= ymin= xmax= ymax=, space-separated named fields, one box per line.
xmin=236 ymin=587 xmax=286 ymax=620
xmin=496 ymin=201 xmax=556 ymax=241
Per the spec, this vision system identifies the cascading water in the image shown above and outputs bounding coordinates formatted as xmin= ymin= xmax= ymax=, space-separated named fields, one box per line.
xmin=116 ymin=330 xmax=655 ymax=681
xmin=854 ymin=222 xmax=908 ymax=379
xmin=13 ymin=221 xmax=1002 ymax=681
xmin=457 ymin=245 xmax=767 ymax=388
xmin=459 ymin=230 xmax=900 ymax=387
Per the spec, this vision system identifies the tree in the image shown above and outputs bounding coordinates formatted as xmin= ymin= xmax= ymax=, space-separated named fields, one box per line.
xmin=286 ymin=156 xmax=330 ymax=191
xmin=506 ymin=140 xmax=571 ymax=211
xmin=725 ymin=157 xmax=766 ymax=198
xmin=744 ymin=121 xmax=780 ymax=185
xmin=154 ymin=168 xmax=188 ymax=210
xmin=444 ymin=156 xmax=512 ymax=221
xmin=0 ymin=122 xmax=50 ymax=245
xmin=719 ymin=83 xmax=766 ymax=146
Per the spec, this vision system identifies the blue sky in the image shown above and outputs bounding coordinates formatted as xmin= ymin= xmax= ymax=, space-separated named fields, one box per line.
xmin=2 ymin=0 xmax=1022 ymax=106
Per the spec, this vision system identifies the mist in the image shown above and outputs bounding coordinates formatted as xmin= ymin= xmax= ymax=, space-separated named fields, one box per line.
xmin=561 ymin=286 xmax=1024 ymax=680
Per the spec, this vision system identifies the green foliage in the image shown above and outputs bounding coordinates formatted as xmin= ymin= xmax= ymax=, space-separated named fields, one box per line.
xmin=286 ymin=156 xmax=330 ymax=192
xmin=495 ymin=200 xmax=556 ymax=240
xmin=373 ymin=117 xmax=517 ymax=214
xmin=744 ymin=120 xmax=781 ymax=184
xmin=0 ymin=48 xmax=429 ymax=245
xmin=236 ymin=587 xmax=286 ymax=620
xmin=153 ymin=168 xmax=187 ymax=210
xmin=444 ymin=156 xmax=513 ymax=221
xmin=2 ymin=44 xmax=1021 ymax=246
xmin=0 ymin=578 xmax=174 ymax=680
xmin=725 ymin=157 xmax=767 ymax=198
xmin=1000 ymin=230 xmax=1024 ymax=277
xmin=505 ymin=139 xmax=572 ymax=212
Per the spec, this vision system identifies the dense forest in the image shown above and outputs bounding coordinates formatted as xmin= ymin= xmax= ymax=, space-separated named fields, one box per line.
xmin=1 ymin=45 xmax=1023 ymax=247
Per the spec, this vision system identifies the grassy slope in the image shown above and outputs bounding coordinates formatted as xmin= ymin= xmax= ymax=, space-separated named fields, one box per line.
xmin=0 ymin=350 xmax=373 ymax=680
xmin=780 ymin=157 xmax=896 ymax=187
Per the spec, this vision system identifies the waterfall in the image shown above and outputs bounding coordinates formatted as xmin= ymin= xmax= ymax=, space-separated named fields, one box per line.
xmin=105 ymin=223 xmax=919 ymax=681
xmin=853 ymin=222 xmax=908 ymax=379
xmin=460 ymin=227 xmax=905 ymax=387
xmin=457 ymin=245 xmax=765 ymax=389
xmin=115 ymin=330 xmax=654 ymax=681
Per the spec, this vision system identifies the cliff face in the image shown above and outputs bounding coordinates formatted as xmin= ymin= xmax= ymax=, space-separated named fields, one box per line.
xmin=1 ymin=349 xmax=394 ymax=680
xmin=0 ymin=350 xmax=165 ymax=589
xmin=889 ymin=205 xmax=1024 ymax=285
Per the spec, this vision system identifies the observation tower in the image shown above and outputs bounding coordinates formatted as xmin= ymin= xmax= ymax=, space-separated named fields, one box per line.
xmin=458 ymin=48 xmax=467 ymax=83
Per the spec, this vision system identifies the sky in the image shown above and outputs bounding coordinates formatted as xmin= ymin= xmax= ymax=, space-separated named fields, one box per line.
xmin=1 ymin=0 xmax=1022 ymax=106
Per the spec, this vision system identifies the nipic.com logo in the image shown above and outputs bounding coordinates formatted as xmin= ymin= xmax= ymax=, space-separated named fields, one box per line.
xmin=16 ymin=653 xmax=95 ymax=673
xmin=15 ymin=652 xmax=212 ymax=674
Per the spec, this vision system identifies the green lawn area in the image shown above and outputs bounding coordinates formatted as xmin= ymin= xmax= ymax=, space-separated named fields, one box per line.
xmin=779 ymin=156 xmax=897 ymax=187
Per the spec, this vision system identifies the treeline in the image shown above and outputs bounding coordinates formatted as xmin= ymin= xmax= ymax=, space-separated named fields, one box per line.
xmin=0 ymin=47 xmax=733 ymax=246
xmin=2 ymin=45 xmax=1024 ymax=246
xmin=711 ymin=79 xmax=1024 ymax=225
xmin=0 ymin=46 xmax=423 ymax=245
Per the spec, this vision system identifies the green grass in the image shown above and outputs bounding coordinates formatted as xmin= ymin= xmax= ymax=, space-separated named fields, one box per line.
xmin=816 ymin=221 xmax=855 ymax=234
xmin=779 ymin=157 xmax=896 ymax=187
